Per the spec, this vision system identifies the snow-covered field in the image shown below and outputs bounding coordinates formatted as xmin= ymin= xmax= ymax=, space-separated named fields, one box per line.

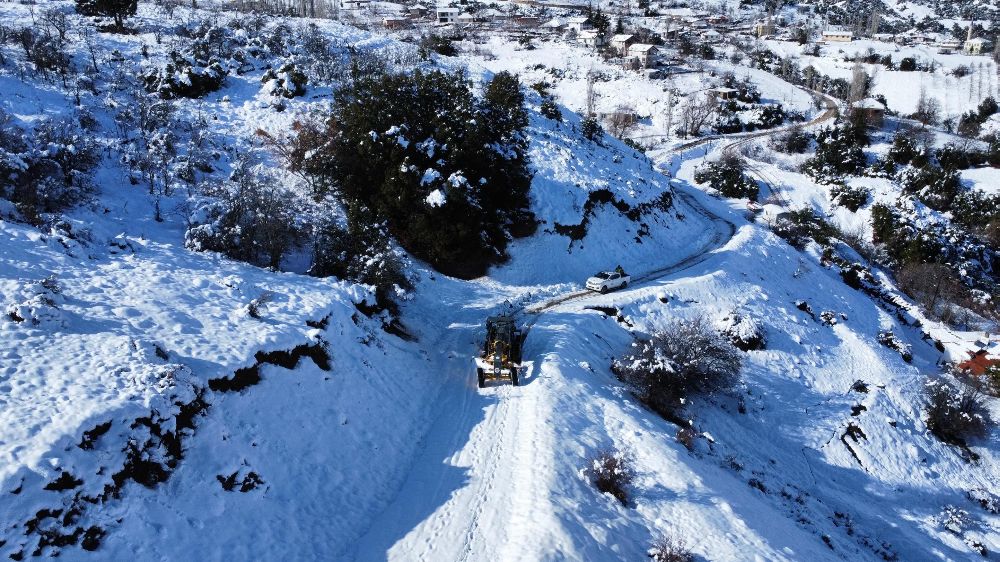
xmin=1 ymin=1 xmax=999 ymax=560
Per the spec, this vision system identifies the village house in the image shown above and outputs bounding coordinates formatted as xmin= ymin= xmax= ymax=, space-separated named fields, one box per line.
xmin=456 ymin=12 xmax=476 ymax=26
xmin=754 ymin=20 xmax=775 ymax=38
xmin=435 ymin=6 xmax=460 ymax=24
xmin=610 ymin=34 xmax=636 ymax=56
xmin=959 ymin=350 xmax=998 ymax=376
xmin=340 ymin=0 xmax=369 ymax=12
xmin=966 ymin=37 xmax=990 ymax=55
xmin=822 ymin=27 xmax=853 ymax=42
xmin=383 ymin=16 xmax=410 ymax=29
xmin=700 ymin=29 xmax=723 ymax=43
xmin=958 ymin=338 xmax=999 ymax=373
xmin=708 ymin=87 xmax=738 ymax=101
xmin=936 ymin=38 xmax=963 ymax=54
xmin=850 ymin=97 xmax=887 ymax=128
xmin=408 ymin=3 xmax=427 ymax=17
xmin=566 ymin=16 xmax=591 ymax=34
xmin=578 ymin=29 xmax=606 ymax=49
xmin=514 ymin=16 xmax=540 ymax=28
xmin=541 ymin=17 xmax=567 ymax=32
xmin=628 ymin=43 xmax=658 ymax=68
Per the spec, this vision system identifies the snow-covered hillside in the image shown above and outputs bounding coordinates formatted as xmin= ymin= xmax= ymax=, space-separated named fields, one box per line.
xmin=1 ymin=1 xmax=999 ymax=560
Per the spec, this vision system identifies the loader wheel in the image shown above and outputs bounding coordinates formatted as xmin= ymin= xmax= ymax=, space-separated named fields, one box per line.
xmin=510 ymin=368 xmax=520 ymax=386
xmin=477 ymin=368 xmax=486 ymax=388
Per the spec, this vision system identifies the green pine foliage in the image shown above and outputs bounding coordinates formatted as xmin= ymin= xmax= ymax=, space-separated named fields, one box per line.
xmin=581 ymin=117 xmax=603 ymax=142
xmin=311 ymin=208 xmax=412 ymax=312
xmin=803 ymin=124 xmax=868 ymax=183
xmin=694 ymin=155 xmax=759 ymax=200
xmin=830 ymin=184 xmax=869 ymax=212
xmin=900 ymin=164 xmax=961 ymax=212
xmin=324 ymin=69 xmax=534 ymax=278
xmin=75 ymin=0 xmax=136 ymax=30
xmin=144 ymin=50 xmax=227 ymax=99
xmin=261 ymin=62 xmax=307 ymax=98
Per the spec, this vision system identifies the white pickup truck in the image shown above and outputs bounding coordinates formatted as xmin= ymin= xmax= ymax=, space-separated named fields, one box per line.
xmin=586 ymin=270 xmax=630 ymax=294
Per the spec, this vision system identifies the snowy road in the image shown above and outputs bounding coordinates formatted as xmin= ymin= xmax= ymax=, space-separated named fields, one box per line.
xmin=348 ymin=97 xmax=843 ymax=560
xmin=348 ymin=183 xmax=739 ymax=560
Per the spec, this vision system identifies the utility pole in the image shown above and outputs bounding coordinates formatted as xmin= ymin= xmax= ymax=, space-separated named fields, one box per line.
xmin=586 ymin=70 xmax=595 ymax=118
xmin=664 ymin=88 xmax=674 ymax=140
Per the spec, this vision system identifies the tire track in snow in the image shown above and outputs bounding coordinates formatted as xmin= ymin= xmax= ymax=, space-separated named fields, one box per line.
xmin=348 ymin=94 xmax=840 ymax=559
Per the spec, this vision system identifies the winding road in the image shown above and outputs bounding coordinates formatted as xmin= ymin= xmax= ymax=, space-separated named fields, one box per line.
xmin=349 ymin=87 xmax=842 ymax=562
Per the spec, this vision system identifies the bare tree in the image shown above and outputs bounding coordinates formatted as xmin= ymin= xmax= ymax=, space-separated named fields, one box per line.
xmin=679 ymin=95 xmax=717 ymax=137
xmin=41 ymin=8 xmax=72 ymax=44
xmin=913 ymin=88 xmax=941 ymax=126
xmin=848 ymin=61 xmax=871 ymax=104
xmin=896 ymin=262 xmax=960 ymax=323
xmin=605 ymin=104 xmax=638 ymax=139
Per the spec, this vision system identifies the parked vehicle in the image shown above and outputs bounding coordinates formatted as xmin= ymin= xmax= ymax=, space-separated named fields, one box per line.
xmin=585 ymin=267 xmax=631 ymax=293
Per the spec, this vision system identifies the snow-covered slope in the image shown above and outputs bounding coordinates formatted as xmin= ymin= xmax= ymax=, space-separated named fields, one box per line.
xmin=1 ymin=2 xmax=999 ymax=561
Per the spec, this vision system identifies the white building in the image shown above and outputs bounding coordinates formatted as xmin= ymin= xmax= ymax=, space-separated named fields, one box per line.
xmin=821 ymin=27 xmax=853 ymax=42
xmin=578 ymin=29 xmax=606 ymax=49
xmin=566 ymin=16 xmax=591 ymax=33
xmin=610 ymin=34 xmax=635 ymax=55
xmin=435 ymin=6 xmax=460 ymax=24
xmin=340 ymin=0 xmax=370 ymax=11
xmin=966 ymin=37 xmax=990 ymax=55
xmin=628 ymin=43 xmax=658 ymax=68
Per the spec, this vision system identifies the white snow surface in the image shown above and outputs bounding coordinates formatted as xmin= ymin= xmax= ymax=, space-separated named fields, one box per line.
xmin=0 ymin=3 xmax=998 ymax=561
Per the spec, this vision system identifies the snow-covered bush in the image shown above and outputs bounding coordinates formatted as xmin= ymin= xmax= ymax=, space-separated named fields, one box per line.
xmin=581 ymin=116 xmax=603 ymax=142
xmin=5 ymin=275 xmax=65 ymax=327
xmin=771 ymin=209 xmax=837 ymax=250
xmin=288 ymin=68 xmax=534 ymax=278
xmin=718 ymin=310 xmax=766 ymax=351
xmin=530 ymin=81 xmax=562 ymax=122
xmin=584 ymin=449 xmax=634 ymax=506
xmin=143 ymin=50 xmax=227 ymax=100
xmin=612 ymin=316 xmax=741 ymax=419
xmin=924 ymin=380 xmax=993 ymax=445
xmin=185 ymin=160 xmax=299 ymax=269
xmin=261 ymin=62 xmax=307 ymax=98
xmin=310 ymin=213 xmax=413 ymax=312
xmin=694 ymin=154 xmax=758 ymax=201
xmin=649 ymin=535 xmax=695 ymax=562
xmin=0 ymin=110 xmax=100 ymax=221
xmin=899 ymin=164 xmax=961 ymax=212
xmin=877 ymin=330 xmax=912 ymax=363
xmin=16 ymin=27 xmax=73 ymax=79
xmin=770 ymin=129 xmax=813 ymax=154
xmin=939 ymin=505 xmax=972 ymax=535
xmin=418 ymin=34 xmax=457 ymax=58
xmin=830 ymin=184 xmax=868 ymax=212
xmin=968 ymin=488 xmax=1000 ymax=514
xmin=75 ymin=0 xmax=136 ymax=31
xmin=802 ymin=123 xmax=868 ymax=184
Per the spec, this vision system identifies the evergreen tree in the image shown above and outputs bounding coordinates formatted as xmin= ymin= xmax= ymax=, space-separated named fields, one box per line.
xmin=76 ymin=0 xmax=136 ymax=30
xmin=321 ymin=69 xmax=534 ymax=278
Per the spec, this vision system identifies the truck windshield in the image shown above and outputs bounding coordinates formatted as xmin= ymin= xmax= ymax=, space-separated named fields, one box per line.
xmin=594 ymin=272 xmax=611 ymax=279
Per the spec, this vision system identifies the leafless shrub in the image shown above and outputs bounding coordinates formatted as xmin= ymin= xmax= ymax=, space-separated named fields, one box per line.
xmin=676 ymin=427 xmax=696 ymax=451
xmin=585 ymin=449 xmax=635 ymax=506
xmin=605 ymin=105 xmax=638 ymax=139
xmin=649 ymin=535 xmax=695 ymax=562
xmin=612 ymin=316 xmax=741 ymax=420
xmin=247 ymin=291 xmax=275 ymax=319
xmin=925 ymin=380 xmax=993 ymax=445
